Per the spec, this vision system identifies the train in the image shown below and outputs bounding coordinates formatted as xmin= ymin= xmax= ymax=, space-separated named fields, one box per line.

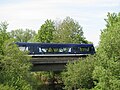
xmin=15 ymin=42 xmax=95 ymax=56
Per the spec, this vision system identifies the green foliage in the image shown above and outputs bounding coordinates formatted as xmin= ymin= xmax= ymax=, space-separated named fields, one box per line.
xmin=92 ymin=12 xmax=120 ymax=90
xmin=0 ymin=22 xmax=10 ymax=54
xmin=98 ymin=13 xmax=120 ymax=60
xmin=61 ymin=13 xmax=120 ymax=90
xmin=53 ymin=17 xmax=88 ymax=43
xmin=0 ymin=84 xmax=15 ymax=90
xmin=104 ymin=12 xmax=119 ymax=28
xmin=92 ymin=63 xmax=120 ymax=90
xmin=0 ymin=22 xmax=35 ymax=89
xmin=33 ymin=71 xmax=54 ymax=83
xmin=62 ymin=56 xmax=95 ymax=90
xmin=9 ymin=29 xmax=36 ymax=42
xmin=34 ymin=17 xmax=89 ymax=44
xmin=35 ymin=19 xmax=55 ymax=43
xmin=0 ymin=40 xmax=32 ymax=90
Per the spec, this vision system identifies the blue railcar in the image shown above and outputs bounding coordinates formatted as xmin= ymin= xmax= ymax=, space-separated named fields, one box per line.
xmin=15 ymin=42 xmax=95 ymax=55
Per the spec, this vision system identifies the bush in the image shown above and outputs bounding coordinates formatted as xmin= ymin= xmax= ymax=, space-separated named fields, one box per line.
xmin=0 ymin=84 xmax=15 ymax=90
xmin=62 ymin=56 xmax=95 ymax=90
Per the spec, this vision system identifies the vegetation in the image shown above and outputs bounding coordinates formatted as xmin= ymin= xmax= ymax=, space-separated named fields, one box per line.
xmin=62 ymin=56 xmax=95 ymax=90
xmin=92 ymin=12 xmax=120 ymax=90
xmin=0 ymin=22 xmax=10 ymax=54
xmin=35 ymin=19 xmax=55 ymax=43
xmin=9 ymin=29 xmax=36 ymax=42
xmin=35 ymin=17 xmax=88 ymax=43
xmin=0 ymin=84 xmax=15 ymax=90
xmin=0 ymin=12 xmax=120 ymax=90
xmin=53 ymin=17 xmax=88 ymax=43
xmin=62 ymin=12 xmax=120 ymax=90
xmin=0 ymin=22 xmax=36 ymax=90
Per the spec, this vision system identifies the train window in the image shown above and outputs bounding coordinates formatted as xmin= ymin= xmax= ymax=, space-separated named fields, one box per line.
xmin=28 ymin=46 xmax=34 ymax=54
xmin=59 ymin=48 xmax=64 ymax=52
xmin=33 ymin=46 xmax=40 ymax=54
xmin=41 ymin=48 xmax=47 ymax=53
xmin=63 ymin=48 xmax=70 ymax=52
xmin=89 ymin=47 xmax=94 ymax=52
xmin=80 ymin=47 xmax=90 ymax=52
xmin=54 ymin=48 xmax=70 ymax=53
xmin=19 ymin=47 xmax=25 ymax=51
xmin=68 ymin=48 xmax=71 ymax=52
xmin=53 ymin=48 xmax=59 ymax=52
xmin=19 ymin=46 xmax=28 ymax=51
xmin=71 ymin=47 xmax=79 ymax=53
xmin=38 ymin=47 xmax=42 ymax=53
xmin=47 ymin=48 xmax=54 ymax=53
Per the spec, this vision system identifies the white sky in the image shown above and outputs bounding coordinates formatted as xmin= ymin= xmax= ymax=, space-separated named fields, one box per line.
xmin=0 ymin=0 xmax=120 ymax=46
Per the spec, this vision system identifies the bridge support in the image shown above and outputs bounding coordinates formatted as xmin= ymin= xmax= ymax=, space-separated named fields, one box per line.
xmin=31 ymin=63 xmax=66 ymax=71
xmin=30 ymin=55 xmax=86 ymax=71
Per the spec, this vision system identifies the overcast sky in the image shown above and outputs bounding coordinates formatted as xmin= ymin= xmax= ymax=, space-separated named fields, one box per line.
xmin=0 ymin=0 xmax=120 ymax=46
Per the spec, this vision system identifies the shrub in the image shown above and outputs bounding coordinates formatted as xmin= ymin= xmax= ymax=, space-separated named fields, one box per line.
xmin=62 ymin=56 xmax=95 ymax=90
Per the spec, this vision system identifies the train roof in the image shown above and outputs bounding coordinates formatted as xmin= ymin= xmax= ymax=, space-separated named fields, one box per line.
xmin=16 ymin=42 xmax=94 ymax=48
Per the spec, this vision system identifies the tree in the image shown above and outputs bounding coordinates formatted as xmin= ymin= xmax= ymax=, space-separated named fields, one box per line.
xmin=92 ymin=12 xmax=120 ymax=90
xmin=35 ymin=19 xmax=55 ymax=43
xmin=53 ymin=17 xmax=88 ymax=43
xmin=62 ymin=56 xmax=95 ymax=90
xmin=9 ymin=29 xmax=36 ymax=42
xmin=0 ymin=22 xmax=10 ymax=54
xmin=0 ymin=40 xmax=32 ymax=90
xmin=62 ymin=13 xmax=120 ymax=90
xmin=35 ymin=17 xmax=89 ymax=44
xmin=0 ymin=22 xmax=35 ymax=90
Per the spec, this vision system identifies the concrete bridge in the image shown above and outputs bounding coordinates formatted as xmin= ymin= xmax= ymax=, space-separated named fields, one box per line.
xmin=30 ymin=54 xmax=87 ymax=71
